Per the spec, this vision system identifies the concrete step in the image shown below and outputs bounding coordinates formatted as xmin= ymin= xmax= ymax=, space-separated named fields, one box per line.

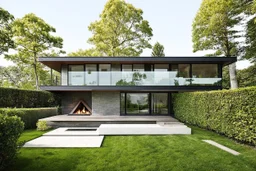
xmin=157 ymin=121 xmax=185 ymax=126
xmin=98 ymin=124 xmax=191 ymax=135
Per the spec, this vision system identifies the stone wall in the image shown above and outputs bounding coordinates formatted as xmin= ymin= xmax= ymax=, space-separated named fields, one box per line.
xmin=92 ymin=92 xmax=120 ymax=116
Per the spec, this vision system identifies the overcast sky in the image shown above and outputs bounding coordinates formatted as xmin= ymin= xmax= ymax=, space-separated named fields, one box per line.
xmin=0 ymin=0 xmax=252 ymax=69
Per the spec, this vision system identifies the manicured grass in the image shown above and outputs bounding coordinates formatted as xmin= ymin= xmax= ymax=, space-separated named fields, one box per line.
xmin=7 ymin=126 xmax=256 ymax=171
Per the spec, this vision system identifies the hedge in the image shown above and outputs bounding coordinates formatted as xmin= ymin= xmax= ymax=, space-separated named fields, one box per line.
xmin=0 ymin=115 xmax=24 ymax=170
xmin=0 ymin=108 xmax=58 ymax=129
xmin=0 ymin=87 xmax=60 ymax=108
xmin=173 ymin=86 xmax=256 ymax=146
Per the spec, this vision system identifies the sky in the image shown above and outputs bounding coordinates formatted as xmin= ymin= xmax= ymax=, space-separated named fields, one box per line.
xmin=0 ymin=0 xmax=252 ymax=69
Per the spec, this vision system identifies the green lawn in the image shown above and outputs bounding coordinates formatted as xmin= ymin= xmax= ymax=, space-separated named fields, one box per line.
xmin=7 ymin=126 xmax=256 ymax=171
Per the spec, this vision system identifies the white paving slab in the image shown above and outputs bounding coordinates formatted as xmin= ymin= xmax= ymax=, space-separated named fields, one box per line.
xmin=44 ymin=127 xmax=99 ymax=136
xmin=203 ymin=140 xmax=240 ymax=156
xmin=98 ymin=124 xmax=191 ymax=135
xmin=23 ymin=136 xmax=104 ymax=148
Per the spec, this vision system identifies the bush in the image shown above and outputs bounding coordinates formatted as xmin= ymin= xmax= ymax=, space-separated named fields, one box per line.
xmin=0 ymin=108 xmax=58 ymax=129
xmin=0 ymin=115 xmax=24 ymax=170
xmin=36 ymin=120 xmax=51 ymax=131
xmin=0 ymin=87 xmax=60 ymax=108
xmin=173 ymin=86 xmax=256 ymax=146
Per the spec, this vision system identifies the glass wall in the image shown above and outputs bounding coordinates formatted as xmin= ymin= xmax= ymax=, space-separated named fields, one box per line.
xmin=126 ymin=93 xmax=149 ymax=114
xmin=85 ymin=64 xmax=97 ymax=85
xmin=192 ymin=64 xmax=218 ymax=78
xmin=68 ymin=65 xmax=84 ymax=85
xmin=151 ymin=93 xmax=168 ymax=114
xmin=99 ymin=64 xmax=111 ymax=85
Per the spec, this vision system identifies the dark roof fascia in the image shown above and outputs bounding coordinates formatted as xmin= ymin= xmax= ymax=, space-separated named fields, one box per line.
xmin=39 ymin=56 xmax=237 ymax=72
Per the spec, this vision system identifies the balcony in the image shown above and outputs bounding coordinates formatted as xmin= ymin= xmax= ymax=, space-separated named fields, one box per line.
xmin=67 ymin=71 xmax=221 ymax=86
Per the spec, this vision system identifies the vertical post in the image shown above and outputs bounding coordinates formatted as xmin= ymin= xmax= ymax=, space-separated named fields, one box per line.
xmin=50 ymin=68 xmax=53 ymax=85
xmin=218 ymin=64 xmax=223 ymax=89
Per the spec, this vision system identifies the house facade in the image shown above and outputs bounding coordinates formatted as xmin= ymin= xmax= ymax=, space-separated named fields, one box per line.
xmin=39 ymin=57 xmax=236 ymax=116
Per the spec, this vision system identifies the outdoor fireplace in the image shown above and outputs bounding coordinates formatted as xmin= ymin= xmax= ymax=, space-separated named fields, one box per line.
xmin=70 ymin=100 xmax=92 ymax=115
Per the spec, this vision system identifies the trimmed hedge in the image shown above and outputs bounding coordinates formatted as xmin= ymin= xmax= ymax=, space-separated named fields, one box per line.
xmin=0 ymin=108 xmax=58 ymax=129
xmin=0 ymin=87 xmax=60 ymax=108
xmin=173 ymin=86 xmax=256 ymax=146
xmin=0 ymin=115 xmax=24 ymax=170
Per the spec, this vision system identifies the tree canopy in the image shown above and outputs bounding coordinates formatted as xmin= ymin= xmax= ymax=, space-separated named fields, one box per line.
xmin=68 ymin=48 xmax=102 ymax=57
xmin=192 ymin=0 xmax=241 ymax=89
xmin=0 ymin=8 xmax=14 ymax=55
xmin=151 ymin=42 xmax=165 ymax=57
xmin=4 ymin=13 xmax=64 ymax=90
xmin=88 ymin=0 xmax=153 ymax=56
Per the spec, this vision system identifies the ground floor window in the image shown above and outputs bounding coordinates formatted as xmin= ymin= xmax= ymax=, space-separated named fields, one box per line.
xmin=121 ymin=92 xmax=170 ymax=115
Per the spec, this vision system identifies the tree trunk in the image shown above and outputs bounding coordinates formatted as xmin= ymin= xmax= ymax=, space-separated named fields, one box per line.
xmin=229 ymin=62 xmax=238 ymax=89
xmin=33 ymin=63 xmax=39 ymax=90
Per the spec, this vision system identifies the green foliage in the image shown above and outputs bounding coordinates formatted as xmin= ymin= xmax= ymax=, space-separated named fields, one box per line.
xmin=88 ymin=0 xmax=153 ymax=56
xmin=173 ymin=86 xmax=256 ymax=146
xmin=116 ymin=72 xmax=146 ymax=85
xmin=0 ymin=115 xmax=24 ymax=170
xmin=68 ymin=48 xmax=102 ymax=56
xmin=0 ymin=107 xmax=58 ymax=129
xmin=151 ymin=42 xmax=165 ymax=57
xmin=5 ymin=13 xmax=64 ymax=90
xmin=244 ymin=16 xmax=256 ymax=62
xmin=0 ymin=8 xmax=14 ymax=55
xmin=0 ymin=87 xmax=60 ymax=108
xmin=36 ymin=120 xmax=51 ymax=131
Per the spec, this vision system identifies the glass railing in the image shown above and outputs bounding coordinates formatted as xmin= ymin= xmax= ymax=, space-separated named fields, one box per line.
xmin=67 ymin=71 xmax=221 ymax=86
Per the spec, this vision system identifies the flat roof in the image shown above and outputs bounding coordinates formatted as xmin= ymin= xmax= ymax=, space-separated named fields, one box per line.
xmin=39 ymin=56 xmax=237 ymax=72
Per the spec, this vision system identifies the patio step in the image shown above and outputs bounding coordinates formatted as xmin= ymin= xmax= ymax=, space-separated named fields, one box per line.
xmin=157 ymin=121 xmax=185 ymax=126
xmin=98 ymin=124 xmax=191 ymax=135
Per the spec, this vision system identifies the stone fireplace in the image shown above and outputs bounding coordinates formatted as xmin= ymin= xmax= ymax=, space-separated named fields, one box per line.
xmin=70 ymin=100 xmax=92 ymax=115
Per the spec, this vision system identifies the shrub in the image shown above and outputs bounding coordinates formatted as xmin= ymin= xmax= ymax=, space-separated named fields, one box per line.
xmin=0 ymin=108 xmax=58 ymax=129
xmin=0 ymin=87 xmax=60 ymax=108
xmin=0 ymin=115 xmax=24 ymax=170
xmin=36 ymin=120 xmax=51 ymax=131
xmin=173 ymin=86 xmax=256 ymax=146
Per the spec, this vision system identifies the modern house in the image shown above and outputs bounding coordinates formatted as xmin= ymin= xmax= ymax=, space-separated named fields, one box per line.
xmin=39 ymin=57 xmax=236 ymax=119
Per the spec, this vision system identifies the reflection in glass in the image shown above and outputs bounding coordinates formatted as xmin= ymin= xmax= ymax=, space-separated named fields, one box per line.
xmin=120 ymin=93 xmax=125 ymax=114
xmin=152 ymin=93 xmax=168 ymax=114
xmin=192 ymin=64 xmax=218 ymax=78
xmin=133 ymin=64 xmax=144 ymax=71
xmin=126 ymin=93 xmax=149 ymax=114
xmin=68 ymin=65 xmax=84 ymax=85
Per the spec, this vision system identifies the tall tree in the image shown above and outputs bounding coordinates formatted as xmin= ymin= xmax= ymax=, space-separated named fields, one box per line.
xmin=68 ymin=48 xmax=102 ymax=56
xmin=0 ymin=8 xmax=14 ymax=55
xmin=5 ymin=13 xmax=64 ymax=90
xmin=192 ymin=0 xmax=241 ymax=89
xmin=88 ymin=0 xmax=153 ymax=56
xmin=151 ymin=42 xmax=165 ymax=57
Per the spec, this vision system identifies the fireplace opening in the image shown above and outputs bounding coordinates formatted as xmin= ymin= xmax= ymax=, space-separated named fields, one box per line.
xmin=70 ymin=100 xmax=92 ymax=115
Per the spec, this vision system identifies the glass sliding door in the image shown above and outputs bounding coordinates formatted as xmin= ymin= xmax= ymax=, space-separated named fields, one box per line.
xmin=151 ymin=93 xmax=168 ymax=114
xmin=99 ymin=64 xmax=111 ymax=85
xmin=85 ymin=64 xmax=97 ymax=85
xmin=126 ymin=93 xmax=149 ymax=114
xmin=68 ymin=65 xmax=84 ymax=85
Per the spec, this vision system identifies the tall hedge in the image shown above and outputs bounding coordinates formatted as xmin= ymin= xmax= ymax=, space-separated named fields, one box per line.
xmin=0 ymin=115 xmax=24 ymax=170
xmin=0 ymin=108 xmax=58 ymax=129
xmin=0 ymin=87 xmax=60 ymax=108
xmin=173 ymin=86 xmax=256 ymax=146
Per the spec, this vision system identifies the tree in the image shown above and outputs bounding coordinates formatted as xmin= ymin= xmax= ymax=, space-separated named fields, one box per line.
xmin=88 ymin=0 xmax=153 ymax=56
xmin=0 ymin=8 xmax=14 ymax=55
xmin=68 ymin=48 xmax=102 ymax=56
xmin=5 ymin=13 xmax=64 ymax=90
xmin=192 ymin=0 xmax=241 ymax=89
xmin=151 ymin=42 xmax=165 ymax=57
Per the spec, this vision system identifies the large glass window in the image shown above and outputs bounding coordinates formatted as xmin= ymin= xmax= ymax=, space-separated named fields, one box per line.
xmin=151 ymin=93 xmax=168 ymax=114
xmin=178 ymin=64 xmax=190 ymax=78
xmin=68 ymin=65 xmax=84 ymax=85
xmin=122 ymin=64 xmax=132 ymax=71
xmin=126 ymin=93 xmax=149 ymax=114
xmin=120 ymin=93 xmax=125 ymax=114
xmin=154 ymin=64 xmax=169 ymax=71
xmin=133 ymin=64 xmax=144 ymax=71
xmin=99 ymin=64 xmax=111 ymax=85
xmin=192 ymin=64 xmax=218 ymax=78
xmin=85 ymin=64 xmax=97 ymax=85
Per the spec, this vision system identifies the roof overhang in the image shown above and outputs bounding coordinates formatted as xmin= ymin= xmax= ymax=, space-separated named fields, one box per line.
xmin=39 ymin=56 xmax=237 ymax=72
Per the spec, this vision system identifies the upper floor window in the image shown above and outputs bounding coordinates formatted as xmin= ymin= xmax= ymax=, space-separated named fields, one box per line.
xmin=192 ymin=64 xmax=218 ymax=78
xmin=68 ymin=65 xmax=84 ymax=86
